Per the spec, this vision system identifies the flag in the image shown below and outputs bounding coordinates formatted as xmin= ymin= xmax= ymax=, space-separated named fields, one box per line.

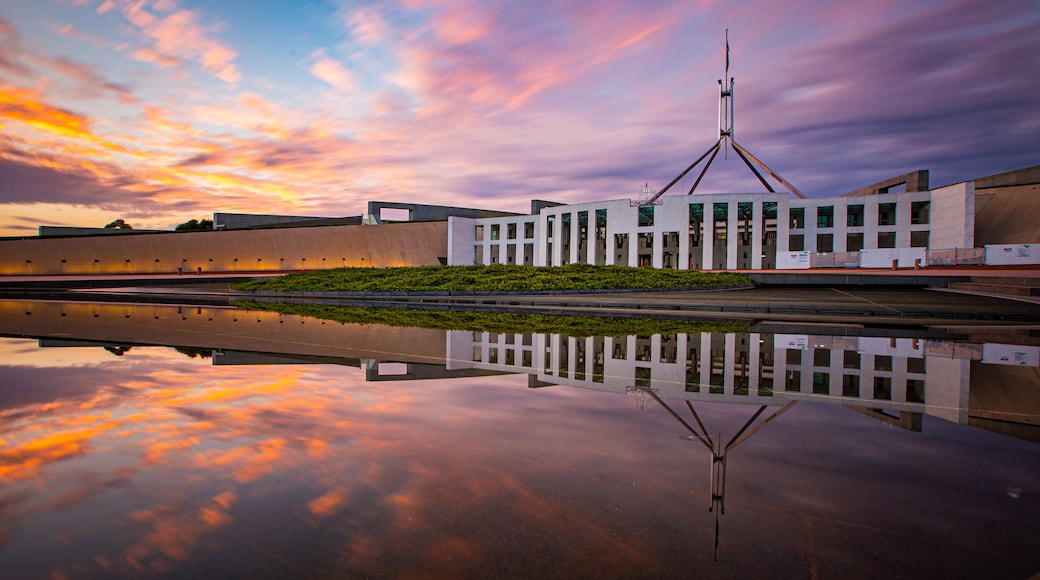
xmin=725 ymin=29 xmax=730 ymax=74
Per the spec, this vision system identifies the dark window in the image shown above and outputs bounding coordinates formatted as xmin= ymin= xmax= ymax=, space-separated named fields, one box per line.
xmin=906 ymin=379 xmax=926 ymax=403
xmin=790 ymin=208 xmax=805 ymax=229
xmin=786 ymin=349 xmax=802 ymax=365
xmin=638 ymin=206 xmax=654 ymax=227
xmin=847 ymin=233 xmax=864 ymax=252
xmin=874 ymin=355 xmax=893 ymax=371
xmin=789 ymin=234 xmax=804 ymax=251
xmin=911 ymin=231 xmax=929 ymax=248
xmin=878 ymin=232 xmax=896 ymax=248
xmin=812 ymin=372 xmax=829 ymax=394
xmin=846 ymin=205 xmax=864 ymax=227
xmin=842 ymin=374 xmax=860 ymax=397
xmin=878 ymin=203 xmax=897 ymax=226
xmin=911 ymin=201 xmax=930 ymax=225
xmin=814 ymin=348 xmax=830 ymax=367
xmin=873 ymin=377 xmax=892 ymax=400
xmin=816 ymin=206 xmax=834 ymax=228
xmin=817 ymin=234 xmax=834 ymax=253
xmin=843 ymin=350 xmax=860 ymax=369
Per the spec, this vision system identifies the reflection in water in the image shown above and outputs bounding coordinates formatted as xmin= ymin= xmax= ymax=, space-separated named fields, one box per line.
xmin=0 ymin=299 xmax=1038 ymax=577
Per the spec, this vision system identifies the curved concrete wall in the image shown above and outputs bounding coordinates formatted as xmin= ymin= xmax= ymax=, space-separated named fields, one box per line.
xmin=1 ymin=300 xmax=448 ymax=364
xmin=0 ymin=221 xmax=448 ymax=275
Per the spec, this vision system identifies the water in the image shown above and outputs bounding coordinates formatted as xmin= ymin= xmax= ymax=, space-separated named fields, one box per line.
xmin=1 ymin=299 xmax=1038 ymax=578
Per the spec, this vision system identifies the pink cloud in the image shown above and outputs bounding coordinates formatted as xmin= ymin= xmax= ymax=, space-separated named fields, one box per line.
xmin=307 ymin=51 xmax=356 ymax=93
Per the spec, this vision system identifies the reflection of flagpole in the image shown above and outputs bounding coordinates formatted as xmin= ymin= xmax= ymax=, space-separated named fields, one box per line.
xmin=649 ymin=394 xmax=797 ymax=562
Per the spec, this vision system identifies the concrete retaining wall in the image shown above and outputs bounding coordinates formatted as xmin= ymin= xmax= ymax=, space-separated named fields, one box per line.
xmin=0 ymin=221 xmax=448 ymax=275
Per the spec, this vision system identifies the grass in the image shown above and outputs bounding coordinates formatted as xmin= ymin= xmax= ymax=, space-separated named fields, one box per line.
xmin=232 ymin=301 xmax=750 ymax=337
xmin=231 ymin=263 xmax=753 ymax=293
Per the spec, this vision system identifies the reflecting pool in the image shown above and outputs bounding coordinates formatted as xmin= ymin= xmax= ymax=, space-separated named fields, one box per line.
xmin=1 ymin=299 xmax=1038 ymax=578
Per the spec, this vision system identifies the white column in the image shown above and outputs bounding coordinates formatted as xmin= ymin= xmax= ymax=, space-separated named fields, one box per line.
xmin=751 ymin=201 xmax=763 ymax=270
xmin=702 ymin=211 xmax=715 ymax=270
xmin=727 ymin=202 xmax=739 ymax=270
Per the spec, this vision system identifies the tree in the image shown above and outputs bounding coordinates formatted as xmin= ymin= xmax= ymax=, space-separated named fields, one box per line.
xmin=104 ymin=219 xmax=133 ymax=229
xmin=175 ymin=218 xmax=214 ymax=231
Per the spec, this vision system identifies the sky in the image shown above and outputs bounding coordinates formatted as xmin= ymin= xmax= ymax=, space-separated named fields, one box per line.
xmin=0 ymin=0 xmax=1037 ymax=235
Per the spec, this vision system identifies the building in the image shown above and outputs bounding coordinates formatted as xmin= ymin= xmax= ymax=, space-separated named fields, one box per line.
xmin=451 ymin=174 xmax=975 ymax=270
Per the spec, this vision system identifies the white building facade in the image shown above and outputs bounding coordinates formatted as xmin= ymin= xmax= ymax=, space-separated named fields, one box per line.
xmin=449 ymin=181 xmax=975 ymax=270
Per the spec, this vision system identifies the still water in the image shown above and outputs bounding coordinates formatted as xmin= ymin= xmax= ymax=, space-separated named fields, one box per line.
xmin=1 ymin=299 xmax=1038 ymax=578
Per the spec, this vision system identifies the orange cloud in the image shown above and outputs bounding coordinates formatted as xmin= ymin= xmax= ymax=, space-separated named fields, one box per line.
xmin=0 ymin=87 xmax=94 ymax=140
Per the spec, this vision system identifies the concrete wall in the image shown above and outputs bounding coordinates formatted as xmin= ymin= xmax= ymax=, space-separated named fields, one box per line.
xmin=974 ymin=184 xmax=1040 ymax=245
xmin=929 ymin=182 xmax=975 ymax=249
xmin=2 ymin=300 xmax=447 ymax=364
xmin=0 ymin=221 xmax=448 ymax=275
xmin=447 ymin=217 xmax=476 ymax=266
xmin=365 ymin=201 xmax=521 ymax=224
xmin=842 ymin=170 xmax=930 ymax=196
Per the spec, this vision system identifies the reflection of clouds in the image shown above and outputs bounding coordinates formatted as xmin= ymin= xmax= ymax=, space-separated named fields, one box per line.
xmin=2 ymin=330 xmax=1037 ymax=577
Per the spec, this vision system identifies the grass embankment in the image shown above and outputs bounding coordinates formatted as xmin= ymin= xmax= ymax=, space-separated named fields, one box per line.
xmin=232 ymin=301 xmax=750 ymax=337
xmin=231 ymin=263 xmax=752 ymax=293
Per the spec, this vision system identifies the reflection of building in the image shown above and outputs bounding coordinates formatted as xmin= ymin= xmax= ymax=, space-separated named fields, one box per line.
xmin=448 ymin=328 xmax=1038 ymax=436
xmin=3 ymin=298 xmax=1037 ymax=440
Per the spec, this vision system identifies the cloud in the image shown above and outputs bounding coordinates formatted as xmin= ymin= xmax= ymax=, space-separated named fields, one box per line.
xmin=106 ymin=0 xmax=242 ymax=84
xmin=307 ymin=50 xmax=356 ymax=93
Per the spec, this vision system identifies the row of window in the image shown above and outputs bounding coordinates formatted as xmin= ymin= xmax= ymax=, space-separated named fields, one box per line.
xmin=476 ymin=222 xmax=536 ymax=241
xmin=790 ymin=202 xmax=930 ymax=229
xmin=786 ymin=349 xmax=926 ymax=373
xmin=785 ymin=372 xmax=926 ymax=403
xmin=789 ymin=231 xmax=929 ymax=252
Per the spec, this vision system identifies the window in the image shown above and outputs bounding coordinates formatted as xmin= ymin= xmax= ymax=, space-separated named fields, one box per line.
xmin=475 ymin=225 xmax=484 ymax=241
xmin=873 ymin=377 xmax=892 ymax=400
xmin=524 ymin=222 xmax=535 ymax=238
xmin=506 ymin=349 xmax=517 ymax=365
xmin=907 ymin=357 xmax=926 ymax=374
xmin=507 ymin=223 xmax=517 ymax=240
xmin=846 ymin=205 xmax=864 ymax=227
xmin=878 ymin=203 xmax=897 ymax=226
xmin=638 ymin=206 xmax=654 ymax=227
xmin=817 ymin=234 xmax=834 ymax=253
xmin=843 ymin=350 xmax=860 ymax=369
xmin=816 ymin=206 xmax=834 ymax=228
xmin=635 ymin=367 xmax=652 ymax=388
xmin=906 ymin=379 xmax=926 ymax=403
xmin=789 ymin=234 xmax=805 ymax=251
xmin=878 ymin=232 xmax=896 ymax=248
xmin=790 ymin=208 xmax=805 ymax=229
xmin=786 ymin=349 xmax=802 ymax=365
xmin=785 ymin=370 xmax=801 ymax=392
xmin=911 ymin=201 xmax=930 ymax=225
xmin=812 ymin=372 xmax=829 ymax=394
xmin=847 ymin=233 xmax=864 ymax=252
xmin=911 ymin=231 xmax=929 ymax=248
xmin=842 ymin=375 xmax=860 ymax=397
xmin=814 ymin=348 xmax=830 ymax=367
xmin=874 ymin=355 xmax=893 ymax=371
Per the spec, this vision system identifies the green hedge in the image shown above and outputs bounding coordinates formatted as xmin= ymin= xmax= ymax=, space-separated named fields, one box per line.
xmin=231 ymin=263 xmax=752 ymax=293
xmin=232 ymin=301 xmax=750 ymax=337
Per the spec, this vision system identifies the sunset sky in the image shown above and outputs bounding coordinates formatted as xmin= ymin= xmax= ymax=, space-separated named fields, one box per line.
xmin=0 ymin=0 xmax=1037 ymax=235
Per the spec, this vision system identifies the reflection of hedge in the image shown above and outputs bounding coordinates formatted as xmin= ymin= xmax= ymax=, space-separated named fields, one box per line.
xmin=231 ymin=263 xmax=753 ymax=293
xmin=232 ymin=301 xmax=750 ymax=337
